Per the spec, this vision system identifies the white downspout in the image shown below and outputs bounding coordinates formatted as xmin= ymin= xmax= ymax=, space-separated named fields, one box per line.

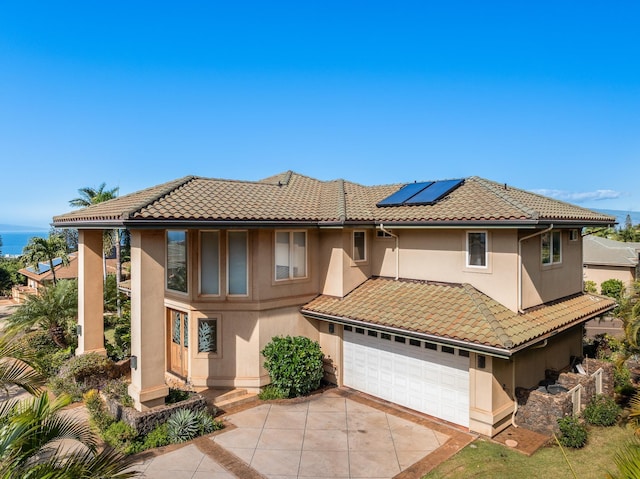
xmin=512 ymin=356 xmax=519 ymax=428
xmin=517 ymin=224 xmax=553 ymax=313
xmin=379 ymin=224 xmax=399 ymax=280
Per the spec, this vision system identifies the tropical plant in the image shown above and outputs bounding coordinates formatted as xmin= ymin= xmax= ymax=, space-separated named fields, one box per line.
xmin=166 ymin=408 xmax=200 ymax=443
xmin=5 ymin=279 xmax=77 ymax=348
xmin=601 ymin=279 xmax=625 ymax=300
xmin=0 ymin=393 xmax=136 ymax=478
xmin=21 ymin=234 xmax=69 ymax=285
xmin=584 ymin=280 xmax=598 ymax=294
xmin=0 ymin=338 xmax=44 ymax=396
xmin=609 ymin=438 xmax=640 ymax=479
xmin=261 ymin=335 xmax=324 ymax=398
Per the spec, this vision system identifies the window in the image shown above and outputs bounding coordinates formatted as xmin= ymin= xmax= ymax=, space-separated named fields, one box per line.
xmin=368 ymin=330 xmax=378 ymax=337
xmin=442 ymin=346 xmax=455 ymax=354
xmin=381 ymin=333 xmax=391 ymax=340
xmin=355 ymin=327 xmax=365 ymax=334
xmin=459 ymin=350 xmax=470 ymax=357
xmin=275 ymin=231 xmax=307 ymax=280
xmin=466 ymin=231 xmax=487 ymax=268
xmin=197 ymin=318 xmax=217 ymax=354
xmin=228 ymin=231 xmax=248 ymax=295
xmin=542 ymin=231 xmax=562 ymax=265
xmin=394 ymin=336 xmax=406 ymax=343
xmin=376 ymin=230 xmax=393 ymax=239
xmin=425 ymin=342 xmax=437 ymax=350
xmin=409 ymin=339 xmax=421 ymax=347
xmin=200 ymin=231 xmax=219 ymax=295
xmin=353 ymin=231 xmax=366 ymax=262
xmin=167 ymin=230 xmax=187 ymax=293
xmin=344 ymin=325 xmax=353 ymax=332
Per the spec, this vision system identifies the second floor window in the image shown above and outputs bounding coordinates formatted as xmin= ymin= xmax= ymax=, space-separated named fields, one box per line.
xmin=353 ymin=231 xmax=366 ymax=262
xmin=228 ymin=231 xmax=248 ymax=295
xmin=200 ymin=231 xmax=219 ymax=295
xmin=542 ymin=231 xmax=562 ymax=265
xmin=275 ymin=231 xmax=307 ymax=280
xmin=167 ymin=230 xmax=188 ymax=293
xmin=467 ymin=231 xmax=487 ymax=267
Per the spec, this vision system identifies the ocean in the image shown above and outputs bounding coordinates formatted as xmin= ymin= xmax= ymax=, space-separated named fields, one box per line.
xmin=0 ymin=231 xmax=48 ymax=257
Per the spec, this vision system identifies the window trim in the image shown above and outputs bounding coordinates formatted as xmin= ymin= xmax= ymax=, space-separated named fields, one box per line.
xmin=542 ymin=230 xmax=562 ymax=265
xmin=466 ymin=230 xmax=488 ymax=269
xmin=353 ymin=230 xmax=367 ymax=263
xmin=227 ymin=230 xmax=249 ymax=296
xmin=274 ymin=230 xmax=308 ymax=281
xmin=166 ymin=230 xmax=188 ymax=295
xmin=199 ymin=230 xmax=220 ymax=297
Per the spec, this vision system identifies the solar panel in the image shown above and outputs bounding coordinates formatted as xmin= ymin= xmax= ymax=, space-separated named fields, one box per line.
xmin=376 ymin=182 xmax=433 ymax=207
xmin=405 ymin=179 xmax=464 ymax=205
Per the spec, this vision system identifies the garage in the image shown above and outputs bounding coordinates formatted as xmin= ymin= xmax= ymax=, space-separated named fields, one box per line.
xmin=343 ymin=326 xmax=470 ymax=427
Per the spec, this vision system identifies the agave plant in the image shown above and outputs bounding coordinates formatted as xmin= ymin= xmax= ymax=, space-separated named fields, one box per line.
xmin=166 ymin=408 xmax=199 ymax=443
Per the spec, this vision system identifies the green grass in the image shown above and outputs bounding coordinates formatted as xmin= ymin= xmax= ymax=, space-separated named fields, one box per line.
xmin=425 ymin=425 xmax=636 ymax=479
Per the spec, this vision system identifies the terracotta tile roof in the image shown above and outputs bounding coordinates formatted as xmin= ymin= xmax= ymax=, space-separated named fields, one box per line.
xmin=18 ymin=253 xmax=119 ymax=283
xmin=52 ymin=171 xmax=615 ymax=227
xmin=301 ymin=277 xmax=615 ymax=354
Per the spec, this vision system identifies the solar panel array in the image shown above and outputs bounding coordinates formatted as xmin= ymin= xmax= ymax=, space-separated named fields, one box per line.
xmin=376 ymin=179 xmax=464 ymax=207
xmin=25 ymin=257 xmax=64 ymax=274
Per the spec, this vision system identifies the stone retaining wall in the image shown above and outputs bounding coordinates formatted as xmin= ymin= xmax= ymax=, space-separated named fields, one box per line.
xmin=104 ymin=394 xmax=208 ymax=436
xmin=515 ymin=358 xmax=615 ymax=435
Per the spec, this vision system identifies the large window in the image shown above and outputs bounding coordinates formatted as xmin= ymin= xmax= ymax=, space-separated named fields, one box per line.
xmin=542 ymin=231 xmax=562 ymax=265
xmin=466 ymin=231 xmax=487 ymax=268
xmin=167 ymin=230 xmax=187 ymax=293
xmin=275 ymin=231 xmax=307 ymax=280
xmin=200 ymin=231 xmax=219 ymax=295
xmin=228 ymin=231 xmax=248 ymax=295
xmin=353 ymin=231 xmax=366 ymax=262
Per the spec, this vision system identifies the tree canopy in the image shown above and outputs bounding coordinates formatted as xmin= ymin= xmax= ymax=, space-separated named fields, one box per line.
xmin=21 ymin=234 xmax=69 ymax=285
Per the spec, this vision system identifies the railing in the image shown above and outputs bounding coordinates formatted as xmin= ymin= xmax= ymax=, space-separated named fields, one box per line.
xmin=592 ymin=368 xmax=603 ymax=395
xmin=569 ymin=367 xmax=604 ymax=416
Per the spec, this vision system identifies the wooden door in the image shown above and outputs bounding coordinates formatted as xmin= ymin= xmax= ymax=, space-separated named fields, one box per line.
xmin=168 ymin=309 xmax=189 ymax=378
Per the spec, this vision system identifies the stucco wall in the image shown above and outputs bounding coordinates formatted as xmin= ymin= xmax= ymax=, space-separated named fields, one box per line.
xmin=371 ymin=229 xmax=519 ymax=311
xmin=520 ymin=230 xmax=583 ymax=310
xmin=514 ymin=327 xmax=583 ymax=389
xmin=584 ymin=264 xmax=636 ymax=293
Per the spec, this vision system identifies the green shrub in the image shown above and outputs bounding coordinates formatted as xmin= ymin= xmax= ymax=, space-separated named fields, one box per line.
xmin=143 ymin=423 xmax=170 ymax=449
xmin=259 ymin=384 xmax=287 ymax=400
xmin=584 ymin=280 xmax=598 ymax=294
xmin=601 ymin=279 xmax=625 ymax=300
xmin=83 ymin=389 xmax=115 ymax=432
xmin=261 ymin=335 xmax=324 ymax=398
xmin=615 ymin=365 xmax=633 ymax=392
xmin=166 ymin=387 xmax=191 ymax=404
xmin=52 ymin=352 xmax=117 ymax=400
xmin=103 ymin=420 xmax=139 ymax=454
xmin=557 ymin=415 xmax=588 ymax=448
xmin=583 ymin=395 xmax=620 ymax=426
xmin=167 ymin=409 xmax=200 ymax=443
xmin=103 ymin=378 xmax=134 ymax=407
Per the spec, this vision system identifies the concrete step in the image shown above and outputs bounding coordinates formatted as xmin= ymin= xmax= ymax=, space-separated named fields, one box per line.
xmin=214 ymin=392 xmax=259 ymax=410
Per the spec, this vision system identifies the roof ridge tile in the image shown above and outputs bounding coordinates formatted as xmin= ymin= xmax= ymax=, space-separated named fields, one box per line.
xmin=462 ymin=284 xmax=514 ymax=348
xmin=472 ymin=177 xmax=538 ymax=220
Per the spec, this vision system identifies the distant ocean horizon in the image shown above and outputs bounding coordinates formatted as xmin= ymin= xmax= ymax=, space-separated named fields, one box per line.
xmin=0 ymin=231 xmax=48 ymax=257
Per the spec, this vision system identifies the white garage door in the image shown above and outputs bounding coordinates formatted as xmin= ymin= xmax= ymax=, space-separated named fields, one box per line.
xmin=343 ymin=327 xmax=470 ymax=427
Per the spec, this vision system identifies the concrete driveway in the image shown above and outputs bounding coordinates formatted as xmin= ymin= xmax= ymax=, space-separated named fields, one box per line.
xmin=131 ymin=389 xmax=473 ymax=479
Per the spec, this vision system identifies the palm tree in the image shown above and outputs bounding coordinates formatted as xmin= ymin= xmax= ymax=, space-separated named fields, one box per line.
xmin=0 ymin=393 xmax=136 ymax=478
xmin=22 ymin=235 xmax=69 ymax=286
xmin=5 ymin=280 xmax=78 ymax=349
xmin=0 ymin=338 xmax=44 ymax=396
xmin=69 ymin=183 xmax=123 ymax=313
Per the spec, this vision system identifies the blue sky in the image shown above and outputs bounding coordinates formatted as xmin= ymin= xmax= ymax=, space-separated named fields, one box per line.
xmin=0 ymin=1 xmax=638 ymax=228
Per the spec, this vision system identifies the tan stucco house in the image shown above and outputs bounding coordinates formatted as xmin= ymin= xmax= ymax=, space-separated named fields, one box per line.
xmin=52 ymin=172 xmax=616 ymax=436
xmin=583 ymin=235 xmax=640 ymax=293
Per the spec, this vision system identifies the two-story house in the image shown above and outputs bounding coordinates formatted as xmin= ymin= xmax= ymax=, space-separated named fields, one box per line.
xmin=52 ymin=171 xmax=616 ymax=436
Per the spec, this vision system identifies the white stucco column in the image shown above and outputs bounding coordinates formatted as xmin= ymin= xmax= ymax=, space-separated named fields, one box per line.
xmin=76 ymin=229 xmax=106 ymax=356
xmin=128 ymin=229 xmax=169 ymax=410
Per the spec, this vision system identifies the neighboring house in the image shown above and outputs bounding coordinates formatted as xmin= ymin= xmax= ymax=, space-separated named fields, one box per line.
xmin=583 ymin=235 xmax=640 ymax=292
xmin=52 ymin=172 xmax=616 ymax=437
xmin=15 ymin=253 xmax=118 ymax=301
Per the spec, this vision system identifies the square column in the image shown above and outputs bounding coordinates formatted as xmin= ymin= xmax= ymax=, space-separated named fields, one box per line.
xmin=128 ymin=229 xmax=169 ymax=410
xmin=76 ymin=230 xmax=106 ymax=356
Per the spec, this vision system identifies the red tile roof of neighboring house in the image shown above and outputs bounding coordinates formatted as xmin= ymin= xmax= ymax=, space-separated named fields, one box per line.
xmin=301 ymin=277 xmax=616 ymax=356
xmin=52 ymin=172 xmax=615 ymax=228
xmin=19 ymin=253 xmax=118 ymax=283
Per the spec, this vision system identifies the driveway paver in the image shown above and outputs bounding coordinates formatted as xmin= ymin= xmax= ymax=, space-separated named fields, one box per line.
xmin=131 ymin=389 xmax=474 ymax=479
